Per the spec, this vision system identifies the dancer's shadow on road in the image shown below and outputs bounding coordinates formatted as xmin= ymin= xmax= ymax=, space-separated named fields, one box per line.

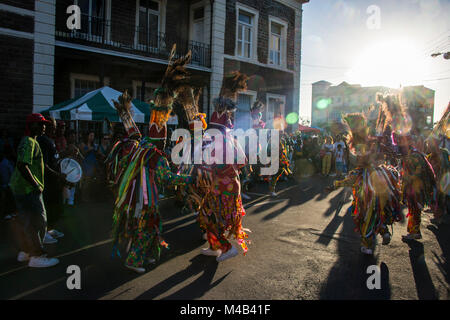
xmin=403 ymin=238 xmax=439 ymax=300
xmin=136 ymin=255 xmax=230 ymax=300
xmin=249 ymin=177 xmax=329 ymax=222
xmin=427 ymin=224 xmax=450 ymax=288
xmin=319 ymin=196 xmax=391 ymax=300
xmin=316 ymin=188 xmax=351 ymax=247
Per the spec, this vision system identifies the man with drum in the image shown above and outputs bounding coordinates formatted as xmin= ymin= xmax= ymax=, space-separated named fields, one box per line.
xmin=37 ymin=117 xmax=67 ymax=244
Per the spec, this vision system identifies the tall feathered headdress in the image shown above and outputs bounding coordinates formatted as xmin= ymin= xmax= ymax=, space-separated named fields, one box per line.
xmin=173 ymin=85 xmax=207 ymax=131
xmin=250 ymin=100 xmax=264 ymax=118
xmin=220 ymin=71 xmax=249 ymax=101
xmin=149 ymin=44 xmax=191 ymax=141
xmin=112 ymin=90 xmax=141 ymax=139
xmin=250 ymin=100 xmax=266 ymax=129
xmin=343 ymin=113 xmax=371 ymax=156
xmin=211 ymin=71 xmax=249 ymax=129
xmin=375 ymin=93 xmax=408 ymax=136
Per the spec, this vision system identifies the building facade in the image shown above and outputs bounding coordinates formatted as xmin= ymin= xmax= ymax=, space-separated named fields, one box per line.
xmin=311 ymin=81 xmax=435 ymax=134
xmin=0 ymin=0 xmax=308 ymax=135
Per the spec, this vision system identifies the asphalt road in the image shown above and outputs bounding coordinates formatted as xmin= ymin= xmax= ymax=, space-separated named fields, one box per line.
xmin=0 ymin=175 xmax=449 ymax=300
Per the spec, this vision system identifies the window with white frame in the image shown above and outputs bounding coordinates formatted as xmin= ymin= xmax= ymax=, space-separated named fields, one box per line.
xmin=270 ymin=22 xmax=281 ymax=65
xmin=74 ymin=79 xmax=99 ymax=98
xmin=235 ymin=92 xmax=256 ymax=130
xmin=237 ymin=9 xmax=255 ymax=59
xmin=190 ymin=3 xmax=207 ymax=65
xmin=266 ymin=94 xmax=286 ymax=129
xmin=132 ymin=81 xmax=158 ymax=102
xmin=268 ymin=17 xmax=287 ymax=67
xmin=71 ymin=74 xmax=109 ymax=98
xmin=137 ymin=0 xmax=161 ymax=48
xmin=75 ymin=0 xmax=110 ymax=38
xmin=191 ymin=6 xmax=205 ymax=43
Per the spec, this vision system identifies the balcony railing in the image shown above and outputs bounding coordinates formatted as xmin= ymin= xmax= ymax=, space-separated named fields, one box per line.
xmin=56 ymin=14 xmax=211 ymax=68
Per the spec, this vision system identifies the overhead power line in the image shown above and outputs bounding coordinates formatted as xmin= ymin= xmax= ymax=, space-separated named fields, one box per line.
xmin=301 ymin=63 xmax=349 ymax=70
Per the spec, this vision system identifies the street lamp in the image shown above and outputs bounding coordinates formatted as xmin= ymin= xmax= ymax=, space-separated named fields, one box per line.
xmin=431 ymin=52 xmax=450 ymax=60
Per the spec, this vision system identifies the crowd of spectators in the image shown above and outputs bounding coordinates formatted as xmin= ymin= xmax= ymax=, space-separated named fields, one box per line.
xmin=293 ymin=132 xmax=350 ymax=178
xmin=1 ymin=118 xmax=118 ymax=267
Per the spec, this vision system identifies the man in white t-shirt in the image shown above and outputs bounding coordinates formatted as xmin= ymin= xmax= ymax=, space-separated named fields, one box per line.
xmin=335 ymin=144 xmax=345 ymax=177
xmin=334 ymin=135 xmax=347 ymax=174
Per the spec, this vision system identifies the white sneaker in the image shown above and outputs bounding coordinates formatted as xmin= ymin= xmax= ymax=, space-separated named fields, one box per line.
xmin=43 ymin=232 xmax=58 ymax=244
xmin=241 ymin=193 xmax=251 ymax=200
xmin=360 ymin=247 xmax=373 ymax=255
xmin=125 ymin=264 xmax=146 ymax=274
xmin=148 ymin=258 xmax=156 ymax=264
xmin=201 ymin=248 xmax=222 ymax=257
xmin=17 ymin=251 xmax=30 ymax=262
xmin=28 ymin=255 xmax=59 ymax=268
xmin=216 ymin=246 xmax=239 ymax=262
xmin=270 ymin=192 xmax=277 ymax=197
xmin=48 ymin=229 xmax=64 ymax=238
xmin=402 ymin=233 xmax=422 ymax=240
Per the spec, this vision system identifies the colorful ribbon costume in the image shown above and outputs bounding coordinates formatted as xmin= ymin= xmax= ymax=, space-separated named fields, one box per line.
xmin=198 ymin=71 xmax=251 ymax=261
xmin=334 ymin=113 xmax=401 ymax=254
xmin=107 ymin=45 xmax=194 ymax=273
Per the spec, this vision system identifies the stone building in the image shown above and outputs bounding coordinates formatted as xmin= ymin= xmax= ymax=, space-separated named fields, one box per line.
xmin=311 ymin=80 xmax=435 ymax=134
xmin=0 ymin=0 xmax=309 ymax=135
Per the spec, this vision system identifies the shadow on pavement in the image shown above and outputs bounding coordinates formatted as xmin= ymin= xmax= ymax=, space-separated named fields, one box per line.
xmin=315 ymin=188 xmax=351 ymax=247
xmin=249 ymin=176 xmax=330 ymax=222
xmin=136 ymin=255 xmax=230 ymax=300
xmin=0 ymin=196 xmax=206 ymax=300
xmin=427 ymin=224 xmax=450 ymax=292
xmin=404 ymin=238 xmax=439 ymax=300
xmin=318 ymin=195 xmax=392 ymax=300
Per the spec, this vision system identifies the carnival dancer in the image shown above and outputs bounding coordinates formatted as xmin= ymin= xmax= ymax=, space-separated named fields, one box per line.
xmin=109 ymin=46 xmax=194 ymax=273
xmin=199 ymin=71 xmax=251 ymax=262
xmin=240 ymin=101 xmax=267 ymax=198
xmin=171 ymin=85 xmax=211 ymax=238
xmin=105 ymin=91 xmax=143 ymax=196
xmin=269 ymin=130 xmax=292 ymax=197
xmin=375 ymin=94 xmax=439 ymax=240
xmin=333 ymin=113 xmax=402 ymax=255
xmin=397 ymin=133 xmax=439 ymax=239
xmin=426 ymin=102 xmax=450 ymax=223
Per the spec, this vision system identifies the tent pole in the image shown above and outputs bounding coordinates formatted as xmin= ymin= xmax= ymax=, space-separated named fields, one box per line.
xmin=76 ymin=120 xmax=79 ymax=144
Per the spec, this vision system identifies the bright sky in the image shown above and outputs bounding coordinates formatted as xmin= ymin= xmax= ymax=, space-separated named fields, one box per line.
xmin=299 ymin=0 xmax=450 ymax=124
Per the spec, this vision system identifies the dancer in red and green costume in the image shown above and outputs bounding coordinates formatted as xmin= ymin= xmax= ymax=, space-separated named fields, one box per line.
xmin=109 ymin=46 xmax=194 ymax=273
xmin=375 ymin=94 xmax=439 ymax=241
xmin=199 ymin=71 xmax=251 ymax=262
xmin=105 ymin=93 xmax=142 ymax=196
xmin=397 ymin=133 xmax=438 ymax=240
xmin=333 ymin=112 xmax=402 ymax=255
xmin=269 ymin=130 xmax=292 ymax=197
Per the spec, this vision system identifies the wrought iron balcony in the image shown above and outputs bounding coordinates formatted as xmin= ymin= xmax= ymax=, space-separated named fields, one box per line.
xmin=56 ymin=14 xmax=211 ymax=68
